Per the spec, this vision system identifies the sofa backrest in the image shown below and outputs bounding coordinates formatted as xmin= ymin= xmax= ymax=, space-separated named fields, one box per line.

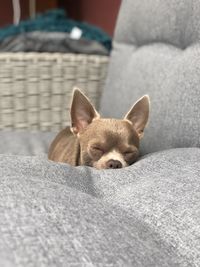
xmin=100 ymin=0 xmax=200 ymax=154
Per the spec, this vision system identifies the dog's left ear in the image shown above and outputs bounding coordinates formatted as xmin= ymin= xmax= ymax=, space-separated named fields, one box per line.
xmin=124 ymin=95 xmax=150 ymax=139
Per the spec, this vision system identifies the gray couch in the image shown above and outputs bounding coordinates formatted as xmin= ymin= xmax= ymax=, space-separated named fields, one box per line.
xmin=1 ymin=0 xmax=200 ymax=266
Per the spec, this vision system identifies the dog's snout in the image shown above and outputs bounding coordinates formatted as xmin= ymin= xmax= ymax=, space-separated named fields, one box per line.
xmin=106 ymin=159 xmax=122 ymax=169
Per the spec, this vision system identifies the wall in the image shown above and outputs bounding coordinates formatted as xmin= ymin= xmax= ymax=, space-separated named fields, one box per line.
xmin=0 ymin=0 xmax=121 ymax=36
xmin=58 ymin=0 xmax=121 ymax=36
xmin=0 ymin=0 xmax=29 ymax=27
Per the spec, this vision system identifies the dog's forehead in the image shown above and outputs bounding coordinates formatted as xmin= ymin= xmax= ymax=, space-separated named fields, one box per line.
xmin=92 ymin=119 xmax=138 ymax=144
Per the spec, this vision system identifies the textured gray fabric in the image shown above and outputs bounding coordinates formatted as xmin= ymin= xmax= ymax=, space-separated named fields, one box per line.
xmin=100 ymin=0 xmax=200 ymax=154
xmin=114 ymin=0 xmax=200 ymax=48
xmin=0 ymin=148 xmax=200 ymax=266
xmin=0 ymin=31 xmax=109 ymax=55
xmin=0 ymin=130 xmax=56 ymax=155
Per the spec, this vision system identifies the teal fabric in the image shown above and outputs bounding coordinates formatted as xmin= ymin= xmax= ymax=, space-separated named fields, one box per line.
xmin=0 ymin=9 xmax=111 ymax=51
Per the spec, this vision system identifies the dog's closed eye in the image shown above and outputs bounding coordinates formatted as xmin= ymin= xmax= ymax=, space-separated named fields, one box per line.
xmin=122 ymin=148 xmax=138 ymax=160
xmin=93 ymin=146 xmax=104 ymax=153
xmin=89 ymin=144 xmax=105 ymax=159
xmin=123 ymin=150 xmax=135 ymax=155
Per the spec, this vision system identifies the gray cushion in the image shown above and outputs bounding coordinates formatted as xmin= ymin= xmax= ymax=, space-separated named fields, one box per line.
xmin=0 ymin=147 xmax=200 ymax=266
xmin=100 ymin=0 xmax=200 ymax=154
xmin=0 ymin=130 xmax=56 ymax=155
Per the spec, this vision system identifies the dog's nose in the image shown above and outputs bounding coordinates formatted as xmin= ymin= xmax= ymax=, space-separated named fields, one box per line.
xmin=106 ymin=159 xmax=122 ymax=169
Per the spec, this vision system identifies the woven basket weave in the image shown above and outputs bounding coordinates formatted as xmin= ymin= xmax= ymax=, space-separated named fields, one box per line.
xmin=0 ymin=53 xmax=108 ymax=131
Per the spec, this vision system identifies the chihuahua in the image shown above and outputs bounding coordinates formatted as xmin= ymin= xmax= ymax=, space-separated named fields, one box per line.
xmin=48 ymin=88 xmax=150 ymax=169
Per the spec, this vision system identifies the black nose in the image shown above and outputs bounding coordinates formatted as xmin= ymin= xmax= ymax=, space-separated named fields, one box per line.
xmin=106 ymin=159 xmax=122 ymax=169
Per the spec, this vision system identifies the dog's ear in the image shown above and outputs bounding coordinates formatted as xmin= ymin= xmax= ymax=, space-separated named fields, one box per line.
xmin=70 ymin=88 xmax=100 ymax=134
xmin=124 ymin=95 xmax=150 ymax=139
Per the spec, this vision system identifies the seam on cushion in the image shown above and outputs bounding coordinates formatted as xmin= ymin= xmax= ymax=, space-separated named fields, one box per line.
xmin=113 ymin=39 xmax=183 ymax=52
xmin=180 ymin=0 xmax=192 ymax=49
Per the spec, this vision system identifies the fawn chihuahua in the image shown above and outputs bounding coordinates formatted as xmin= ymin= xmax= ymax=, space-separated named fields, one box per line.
xmin=48 ymin=88 xmax=150 ymax=169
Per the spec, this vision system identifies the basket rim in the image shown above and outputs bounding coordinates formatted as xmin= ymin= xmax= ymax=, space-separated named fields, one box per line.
xmin=0 ymin=52 xmax=109 ymax=63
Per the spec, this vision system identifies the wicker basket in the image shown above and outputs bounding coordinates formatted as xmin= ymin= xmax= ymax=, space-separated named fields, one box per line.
xmin=0 ymin=53 xmax=109 ymax=131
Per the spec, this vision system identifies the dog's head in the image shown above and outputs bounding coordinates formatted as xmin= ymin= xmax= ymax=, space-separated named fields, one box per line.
xmin=71 ymin=88 xmax=150 ymax=169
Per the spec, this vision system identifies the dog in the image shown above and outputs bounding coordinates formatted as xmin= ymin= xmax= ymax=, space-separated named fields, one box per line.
xmin=48 ymin=88 xmax=150 ymax=169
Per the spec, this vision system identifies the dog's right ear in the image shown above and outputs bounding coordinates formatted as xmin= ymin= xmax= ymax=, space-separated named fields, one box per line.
xmin=70 ymin=88 xmax=100 ymax=134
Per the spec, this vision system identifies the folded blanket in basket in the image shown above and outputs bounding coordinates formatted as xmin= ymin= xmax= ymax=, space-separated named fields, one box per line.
xmin=0 ymin=9 xmax=112 ymax=51
xmin=0 ymin=31 xmax=109 ymax=55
